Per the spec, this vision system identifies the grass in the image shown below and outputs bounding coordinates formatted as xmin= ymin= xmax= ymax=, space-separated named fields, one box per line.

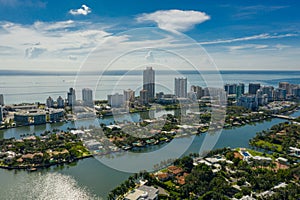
xmin=253 ymin=140 xmax=283 ymax=153
xmin=160 ymin=168 xmax=168 ymax=173
xmin=164 ymin=180 xmax=176 ymax=187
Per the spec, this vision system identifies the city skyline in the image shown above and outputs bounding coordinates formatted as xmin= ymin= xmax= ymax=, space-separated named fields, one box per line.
xmin=0 ymin=1 xmax=299 ymax=71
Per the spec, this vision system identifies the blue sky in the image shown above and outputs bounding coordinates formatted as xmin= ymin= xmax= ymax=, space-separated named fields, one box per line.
xmin=0 ymin=0 xmax=299 ymax=71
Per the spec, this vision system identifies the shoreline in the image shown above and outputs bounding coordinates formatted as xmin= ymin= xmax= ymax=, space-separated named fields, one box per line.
xmin=0 ymin=154 xmax=93 ymax=171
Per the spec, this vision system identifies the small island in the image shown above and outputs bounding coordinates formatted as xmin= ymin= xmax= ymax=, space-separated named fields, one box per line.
xmin=0 ymin=131 xmax=92 ymax=171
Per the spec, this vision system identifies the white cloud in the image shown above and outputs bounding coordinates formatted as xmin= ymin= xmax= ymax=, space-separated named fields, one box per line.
xmin=145 ymin=51 xmax=154 ymax=62
xmin=137 ymin=9 xmax=210 ymax=32
xmin=25 ymin=46 xmax=46 ymax=59
xmin=69 ymin=5 xmax=91 ymax=16
xmin=200 ymin=33 xmax=298 ymax=45
xmin=68 ymin=55 xmax=77 ymax=61
xmin=34 ymin=20 xmax=75 ymax=31
xmin=228 ymin=44 xmax=269 ymax=51
xmin=275 ymin=44 xmax=290 ymax=50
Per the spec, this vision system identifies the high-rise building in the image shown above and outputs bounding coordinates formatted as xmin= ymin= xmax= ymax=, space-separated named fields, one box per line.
xmin=274 ymin=88 xmax=287 ymax=101
xmin=187 ymin=91 xmax=197 ymax=101
xmin=279 ymin=82 xmax=291 ymax=95
xmin=67 ymin=88 xmax=76 ymax=106
xmin=82 ymin=88 xmax=93 ymax=105
xmin=191 ymin=85 xmax=203 ymax=99
xmin=107 ymin=93 xmax=124 ymax=108
xmin=248 ymin=83 xmax=261 ymax=95
xmin=175 ymin=77 xmax=187 ymax=98
xmin=57 ymin=96 xmax=65 ymax=108
xmin=237 ymin=95 xmax=258 ymax=111
xmin=0 ymin=105 xmax=3 ymax=122
xmin=236 ymin=83 xmax=245 ymax=99
xmin=224 ymin=84 xmax=237 ymax=95
xmin=256 ymin=89 xmax=268 ymax=106
xmin=123 ymin=89 xmax=135 ymax=102
xmin=0 ymin=94 xmax=4 ymax=106
xmin=139 ymin=90 xmax=149 ymax=105
xmin=46 ymin=96 xmax=54 ymax=108
xmin=292 ymin=86 xmax=300 ymax=98
xmin=143 ymin=67 xmax=155 ymax=101
xmin=261 ymin=86 xmax=274 ymax=102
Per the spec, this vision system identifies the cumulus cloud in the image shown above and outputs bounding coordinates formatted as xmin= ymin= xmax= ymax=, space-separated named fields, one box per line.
xmin=69 ymin=5 xmax=91 ymax=16
xmin=25 ymin=46 xmax=46 ymax=59
xmin=137 ymin=9 xmax=210 ymax=32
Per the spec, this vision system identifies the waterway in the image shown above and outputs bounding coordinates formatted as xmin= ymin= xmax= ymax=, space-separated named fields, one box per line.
xmin=0 ymin=109 xmax=299 ymax=199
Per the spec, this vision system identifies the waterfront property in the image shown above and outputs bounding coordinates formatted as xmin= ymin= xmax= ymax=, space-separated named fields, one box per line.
xmin=14 ymin=108 xmax=64 ymax=126
xmin=0 ymin=131 xmax=91 ymax=170
xmin=112 ymin=148 xmax=300 ymax=199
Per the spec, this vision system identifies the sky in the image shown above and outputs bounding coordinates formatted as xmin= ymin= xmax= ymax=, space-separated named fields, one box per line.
xmin=0 ymin=0 xmax=299 ymax=71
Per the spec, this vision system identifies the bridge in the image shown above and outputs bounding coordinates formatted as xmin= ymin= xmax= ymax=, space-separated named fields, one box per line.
xmin=272 ymin=114 xmax=296 ymax=120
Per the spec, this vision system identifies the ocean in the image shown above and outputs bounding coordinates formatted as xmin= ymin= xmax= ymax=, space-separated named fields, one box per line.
xmin=1 ymin=70 xmax=300 ymax=104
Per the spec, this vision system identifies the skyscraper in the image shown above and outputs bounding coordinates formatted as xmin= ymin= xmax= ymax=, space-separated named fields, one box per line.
xmin=67 ymin=88 xmax=76 ymax=107
xmin=108 ymin=93 xmax=124 ymax=108
xmin=0 ymin=105 xmax=3 ymax=122
xmin=175 ymin=77 xmax=187 ymax=98
xmin=139 ymin=90 xmax=149 ymax=105
xmin=124 ymin=89 xmax=135 ymax=102
xmin=224 ymin=84 xmax=237 ymax=95
xmin=82 ymin=88 xmax=93 ymax=105
xmin=248 ymin=83 xmax=261 ymax=95
xmin=261 ymin=86 xmax=274 ymax=102
xmin=191 ymin=85 xmax=203 ymax=99
xmin=236 ymin=83 xmax=245 ymax=99
xmin=57 ymin=96 xmax=65 ymax=108
xmin=0 ymin=94 xmax=4 ymax=106
xmin=279 ymin=82 xmax=291 ymax=95
xmin=46 ymin=96 xmax=54 ymax=108
xmin=143 ymin=67 xmax=155 ymax=101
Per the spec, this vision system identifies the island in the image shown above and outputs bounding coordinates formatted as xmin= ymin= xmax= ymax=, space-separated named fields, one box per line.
xmin=0 ymin=131 xmax=92 ymax=170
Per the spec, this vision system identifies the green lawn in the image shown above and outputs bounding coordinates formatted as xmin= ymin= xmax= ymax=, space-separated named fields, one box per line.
xmin=164 ymin=180 xmax=176 ymax=187
xmin=253 ymin=140 xmax=283 ymax=152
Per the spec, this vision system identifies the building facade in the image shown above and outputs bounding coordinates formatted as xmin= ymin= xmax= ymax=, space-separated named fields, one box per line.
xmin=57 ymin=96 xmax=65 ymax=108
xmin=82 ymin=88 xmax=93 ymax=105
xmin=46 ymin=96 xmax=54 ymax=108
xmin=175 ymin=77 xmax=187 ymax=98
xmin=191 ymin=85 xmax=203 ymax=99
xmin=0 ymin=105 xmax=3 ymax=122
xmin=123 ymin=89 xmax=135 ymax=102
xmin=67 ymin=88 xmax=76 ymax=107
xmin=224 ymin=84 xmax=237 ymax=95
xmin=248 ymin=83 xmax=261 ymax=95
xmin=108 ymin=93 xmax=124 ymax=108
xmin=236 ymin=83 xmax=245 ymax=99
xmin=0 ymin=94 xmax=4 ymax=106
xmin=143 ymin=67 xmax=155 ymax=101
xmin=139 ymin=89 xmax=149 ymax=105
xmin=237 ymin=95 xmax=258 ymax=111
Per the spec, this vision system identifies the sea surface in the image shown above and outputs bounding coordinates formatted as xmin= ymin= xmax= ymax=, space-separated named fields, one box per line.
xmin=1 ymin=70 xmax=300 ymax=104
xmin=0 ymin=71 xmax=299 ymax=200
